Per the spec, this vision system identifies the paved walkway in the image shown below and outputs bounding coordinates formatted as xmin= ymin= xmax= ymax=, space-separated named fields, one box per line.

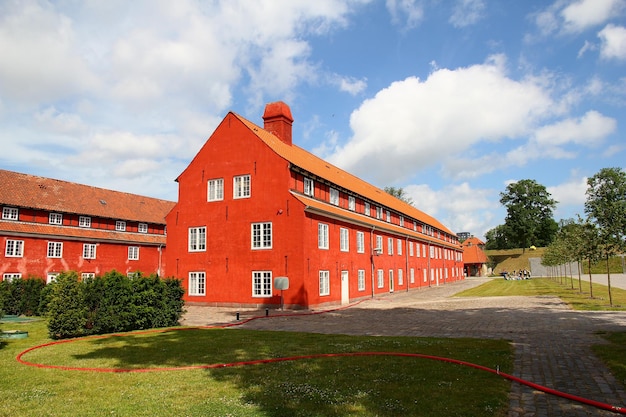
xmin=181 ymin=278 xmax=626 ymax=416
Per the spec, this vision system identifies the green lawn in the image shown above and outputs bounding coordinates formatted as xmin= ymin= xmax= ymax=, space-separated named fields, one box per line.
xmin=1 ymin=319 xmax=513 ymax=417
xmin=457 ymin=277 xmax=626 ymax=310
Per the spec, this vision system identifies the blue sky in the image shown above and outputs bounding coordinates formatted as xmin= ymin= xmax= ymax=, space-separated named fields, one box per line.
xmin=1 ymin=0 xmax=624 ymax=240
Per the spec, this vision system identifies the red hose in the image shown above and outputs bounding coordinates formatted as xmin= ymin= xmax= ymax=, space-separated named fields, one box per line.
xmin=16 ymin=303 xmax=626 ymax=415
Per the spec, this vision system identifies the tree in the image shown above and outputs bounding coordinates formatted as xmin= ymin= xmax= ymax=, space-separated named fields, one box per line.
xmin=499 ymin=179 xmax=558 ymax=252
xmin=584 ymin=167 xmax=626 ymax=306
xmin=485 ymin=224 xmax=514 ymax=250
xmin=384 ymin=187 xmax=414 ymax=206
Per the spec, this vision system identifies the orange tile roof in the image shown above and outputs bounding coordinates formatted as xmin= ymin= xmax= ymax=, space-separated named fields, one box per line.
xmin=233 ymin=113 xmax=455 ymax=237
xmin=0 ymin=220 xmax=166 ymax=245
xmin=462 ymin=244 xmax=488 ymax=264
xmin=0 ymin=169 xmax=175 ymax=224
xmin=462 ymin=236 xmax=485 ymax=247
xmin=291 ymin=192 xmax=459 ymax=249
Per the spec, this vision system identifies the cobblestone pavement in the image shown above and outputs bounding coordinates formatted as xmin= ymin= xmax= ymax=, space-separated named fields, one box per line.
xmin=181 ymin=278 xmax=626 ymax=416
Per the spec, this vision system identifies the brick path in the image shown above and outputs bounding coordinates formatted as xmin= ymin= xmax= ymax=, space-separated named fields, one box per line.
xmin=181 ymin=278 xmax=626 ymax=416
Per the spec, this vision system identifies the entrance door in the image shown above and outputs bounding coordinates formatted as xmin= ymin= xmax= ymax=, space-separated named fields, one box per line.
xmin=341 ymin=271 xmax=349 ymax=305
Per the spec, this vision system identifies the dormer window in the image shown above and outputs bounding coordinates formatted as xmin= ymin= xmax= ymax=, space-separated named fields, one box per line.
xmin=2 ymin=207 xmax=18 ymax=220
xmin=330 ymin=188 xmax=339 ymax=206
xmin=49 ymin=213 xmax=63 ymax=225
xmin=79 ymin=216 xmax=91 ymax=228
xmin=116 ymin=221 xmax=126 ymax=231
xmin=138 ymin=223 xmax=148 ymax=233
xmin=304 ymin=177 xmax=314 ymax=197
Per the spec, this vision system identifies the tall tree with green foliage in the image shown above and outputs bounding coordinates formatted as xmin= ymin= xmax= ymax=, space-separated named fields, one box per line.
xmin=384 ymin=186 xmax=414 ymax=206
xmin=499 ymin=179 xmax=558 ymax=252
xmin=584 ymin=167 xmax=626 ymax=306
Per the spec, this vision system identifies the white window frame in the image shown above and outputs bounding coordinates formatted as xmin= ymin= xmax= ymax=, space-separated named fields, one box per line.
xmin=5 ymin=239 xmax=24 ymax=257
xmin=319 ymin=270 xmax=330 ymax=296
xmin=83 ymin=243 xmax=97 ymax=259
xmin=348 ymin=196 xmax=356 ymax=211
xmin=399 ymin=216 xmax=404 ymax=227
xmin=47 ymin=241 xmax=63 ymax=258
xmin=409 ymin=241 xmax=414 ymax=257
xmin=330 ymin=188 xmax=339 ymax=206
xmin=416 ymin=242 xmax=421 ymax=257
xmin=233 ymin=174 xmax=251 ymax=199
xmin=375 ymin=235 xmax=383 ymax=253
xmin=2 ymin=207 xmax=18 ymax=220
xmin=49 ymin=213 xmax=63 ymax=225
xmin=364 ymin=202 xmax=371 ymax=216
xmin=79 ymin=216 xmax=91 ymax=228
xmin=304 ymin=177 xmax=314 ymax=197
xmin=251 ymin=222 xmax=272 ymax=249
xmin=397 ymin=239 xmax=402 ymax=255
xmin=208 ymin=178 xmax=224 ymax=201
xmin=358 ymin=269 xmax=366 ymax=291
xmin=188 ymin=271 xmax=206 ymax=296
xmin=3 ymin=273 xmax=21 ymax=282
xmin=398 ymin=269 xmax=403 ymax=285
xmin=356 ymin=231 xmax=365 ymax=253
xmin=340 ymin=228 xmax=349 ymax=252
xmin=116 ymin=220 xmax=126 ymax=231
xmin=387 ymin=237 xmax=393 ymax=255
xmin=318 ymin=223 xmax=329 ymax=249
xmin=410 ymin=268 xmax=415 ymax=284
xmin=385 ymin=210 xmax=391 ymax=222
xmin=377 ymin=269 xmax=384 ymax=288
xmin=188 ymin=226 xmax=207 ymax=252
xmin=138 ymin=223 xmax=148 ymax=233
xmin=46 ymin=272 xmax=59 ymax=284
xmin=376 ymin=206 xmax=383 ymax=219
xmin=252 ymin=271 xmax=272 ymax=297
xmin=128 ymin=246 xmax=139 ymax=260
xmin=81 ymin=272 xmax=96 ymax=280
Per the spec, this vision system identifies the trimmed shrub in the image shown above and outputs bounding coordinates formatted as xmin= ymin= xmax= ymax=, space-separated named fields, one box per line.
xmin=0 ymin=276 xmax=46 ymax=316
xmin=47 ymin=272 xmax=89 ymax=339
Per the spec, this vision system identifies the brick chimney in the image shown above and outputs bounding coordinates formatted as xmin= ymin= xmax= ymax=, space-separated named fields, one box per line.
xmin=262 ymin=101 xmax=293 ymax=145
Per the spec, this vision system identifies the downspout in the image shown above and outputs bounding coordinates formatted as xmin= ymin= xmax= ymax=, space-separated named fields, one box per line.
xmin=405 ymin=236 xmax=409 ymax=292
xmin=370 ymin=226 xmax=376 ymax=298
xmin=427 ymin=242 xmax=431 ymax=287
xmin=158 ymin=244 xmax=163 ymax=277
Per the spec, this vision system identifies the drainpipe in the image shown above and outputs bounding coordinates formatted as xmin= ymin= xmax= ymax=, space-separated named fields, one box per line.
xmin=157 ymin=244 xmax=163 ymax=277
xmin=370 ymin=226 xmax=376 ymax=298
xmin=405 ymin=236 xmax=409 ymax=292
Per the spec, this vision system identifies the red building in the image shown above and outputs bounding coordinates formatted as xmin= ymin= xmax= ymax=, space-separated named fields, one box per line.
xmin=461 ymin=236 xmax=488 ymax=277
xmin=0 ymin=170 xmax=174 ymax=282
xmin=164 ymin=102 xmax=463 ymax=309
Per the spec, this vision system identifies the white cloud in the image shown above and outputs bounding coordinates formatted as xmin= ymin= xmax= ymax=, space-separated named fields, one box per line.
xmin=337 ymin=76 xmax=368 ymax=95
xmin=386 ymin=0 xmax=424 ymax=29
xmin=449 ymin=0 xmax=486 ymax=28
xmin=598 ymin=24 xmax=626 ymax=60
xmin=532 ymin=110 xmax=616 ymax=147
xmin=547 ymin=175 xmax=588 ymax=207
xmin=326 ymin=55 xmax=556 ymax=183
xmin=561 ymin=0 xmax=624 ymax=33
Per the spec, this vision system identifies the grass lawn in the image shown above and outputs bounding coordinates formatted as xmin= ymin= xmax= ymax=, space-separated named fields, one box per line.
xmin=1 ymin=319 xmax=513 ymax=417
xmin=457 ymin=277 xmax=626 ymax=311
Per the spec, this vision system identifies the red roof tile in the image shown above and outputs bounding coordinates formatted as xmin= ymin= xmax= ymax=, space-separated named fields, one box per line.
xmin=462 ymin=244 xmax=488 ymax=264
xmin=0 ymin=169 xmax=175 ymax=224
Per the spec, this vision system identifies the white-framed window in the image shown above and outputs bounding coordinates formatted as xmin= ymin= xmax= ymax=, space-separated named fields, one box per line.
xmin=398 ymin=269 xmax=404 ymax=286
xmin=79 ymin=216 xmax=91 ymax=228
xmin=208 ymin=178 xmax=224 ymax=201
xmin=49 ymin=213 xmax=63 ymax=225
xmin=358 ymin=269 xmax=366 ymax=291
xmin=399 ymin=216 xmax=404 ymax=227
xmin=409 ymin=242 xmax=414 ymax=257
xmin=424 ymin=269 xmax=428 ymax=282
xmin=46 ymin=272 xmax=59 ymax=284
xmin=252 ymin=271 xmax=272 ymax=297
xmin=376 ymin=206 xmax=383 ymax=219
xmin=188 ymin=271 xmax=206 ymax=296
xmin=47 ymin=241 xmax=63 ymax=258
xmin=387 ymin=237 xmax=393 ymax=255
xmin=330 ymin=188 xmax=339 ymax=206
xmin=423 ymin=244 xmax=427 ymax=257
xmin=410 ymin=268 xmax=415 ymax=284
xmin=127 ymin=272 xmax=140 ymax=279
xmin=385 ymin=210 xmax=391 ymax=222
xmin=251 ymin=222 xmax=272 ymax=249
xmin=116 ymin=220 xmax=126 ymax=231
xmin=356 ymin=231 xmax=365 ymax=253
xmin=348 ymin=196 xmax=356 ymax=211
xmin=128 ymin=246 xmax=139 ymax=260
xmin=397 ymin=239 xmax=402 ymax=255
xmin=83 ymin=244 xmax=97 ymax=259
xmin=81 ymin=272 xmax=95 ymax=280
xmin=364 ymin=202 xmax=370 ymax=216
xmin=2 ymin=273 xmax=21 ymax=282
xmin=416 ymin=242 xmax=420 ymax=257
xmin=138 ymin=223 xmax=148 ymax=233
xmin=413 ymin=221 xmax=417 ymax=231
xmin=304 ymin=177 xmax=314 ymax=197
xmin=389 ymin=269 xmax=394 ymax=289
xmin=319 ymin=270 xmax=330 ymax=296
xmin=340 ymin=228 xmax=349 ymax=252
xmin=318 ymin=223 xmax=329 ymax=249
xmin=188 ymin=226 xmax=207 ymax=252
xmin=375 ymin=235 xmax=383 ymax=253
xmin=234 ymin=175 xmax=251 ymax=199
xmin=377 ymin=269 xmax=384 ymax=288
xmin=2 ymin=207 xmax=18 ymax=220
xmin=5 ymin=240 xmax=24 ymax=257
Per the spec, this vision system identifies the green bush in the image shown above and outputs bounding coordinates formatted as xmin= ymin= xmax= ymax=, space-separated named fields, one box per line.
xmin=0 ymin=276 xmax=46 ymax=316
xmin=46 ymin=270 xmax=184 ymax=339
